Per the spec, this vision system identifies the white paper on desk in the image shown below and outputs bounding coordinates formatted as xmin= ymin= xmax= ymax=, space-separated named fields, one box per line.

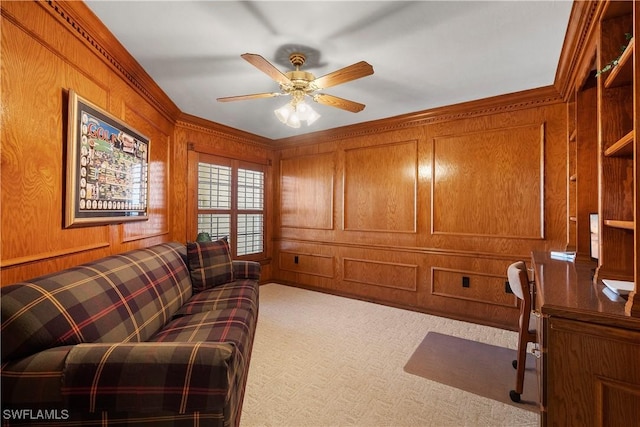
xmin=602 ymin=286 xmax=626 ymax=302
xmin=550 ymin=251 xmax=576 ymax=261
xmin=602 ymin=279 xmax=634 ymax=296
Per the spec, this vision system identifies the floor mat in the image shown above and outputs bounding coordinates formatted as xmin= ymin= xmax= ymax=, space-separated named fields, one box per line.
xmin=404 ymin=331 xmax=539 ymax=412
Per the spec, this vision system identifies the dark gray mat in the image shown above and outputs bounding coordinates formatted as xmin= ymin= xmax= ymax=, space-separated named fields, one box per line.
xmin=404 ymin=332 xmax=539 ymax=412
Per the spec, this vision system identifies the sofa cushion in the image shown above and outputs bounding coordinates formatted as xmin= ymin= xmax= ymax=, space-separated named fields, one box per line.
xmin=151 ymin=309 xmax=255 ymax=357
xmin=186 ymin=238 xmax=234 ymax=292
xmin=175 ymin=279 xmax=259 ymax=317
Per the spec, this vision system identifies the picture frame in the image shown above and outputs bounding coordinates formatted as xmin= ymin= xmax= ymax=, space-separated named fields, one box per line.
xmin=65 ymin=89 xmax=150 ymax=228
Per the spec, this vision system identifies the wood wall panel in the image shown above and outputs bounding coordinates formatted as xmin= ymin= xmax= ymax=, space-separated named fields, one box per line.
xmin=280 ymin=153 xmax=334 ymax=230
xmin=279 ymin=251 xmax=334 ymax=278
xmin=343 ymin=258 xmax=417 ymax=291
xmin=344 ymin=140 xmax=417 ymax=232
xmin=431 ymin=267 xmax=516 ymax=308
xmin=432 ymin=124 xmax=544 ymax=238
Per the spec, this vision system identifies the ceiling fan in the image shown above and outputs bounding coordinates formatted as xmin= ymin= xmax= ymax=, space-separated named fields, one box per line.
xmin=217 ymin=52 xmax=374 ymax=126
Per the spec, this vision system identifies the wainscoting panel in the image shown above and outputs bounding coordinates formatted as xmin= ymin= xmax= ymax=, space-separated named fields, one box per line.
xmin=431 ymin=267 xmax=517 ymax=308
xmin=344 ymin=140 xmax=417 ymax=233
xmin=431 ymin=124 xmax=544 ymax=238
xmin=279 ymin=251 xmax=335 ymax=278
xmin=343 ymin=258 xmax=418 ymax=291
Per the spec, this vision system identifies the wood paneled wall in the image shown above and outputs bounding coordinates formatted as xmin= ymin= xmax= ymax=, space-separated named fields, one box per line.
xmin=280 ymin=153 xmax=334 ymax=230
xmin=344 ymin=140 xmax=418 ymax=232
xmin=1 ymin=1 xmax=172 ymax=284
xmin=0 ymin=1 xmax=266 ymax=285
xmin=272 ymin=92 xmax=567 ymax=329
xmin=432 ymin=124 xmax=544 ymax=238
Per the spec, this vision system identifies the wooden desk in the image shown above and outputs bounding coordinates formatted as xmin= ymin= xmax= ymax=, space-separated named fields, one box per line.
xmin=531 ymin=252 xmax=640 ymax=427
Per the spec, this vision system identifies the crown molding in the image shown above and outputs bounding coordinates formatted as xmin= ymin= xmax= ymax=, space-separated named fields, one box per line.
xmin=176 ymin=113 xmax=274 ymax=148
xmin=554 ymin=0 xmax=600 ymax=99
xmin=274 ymin=85 xmax=562 ymax=147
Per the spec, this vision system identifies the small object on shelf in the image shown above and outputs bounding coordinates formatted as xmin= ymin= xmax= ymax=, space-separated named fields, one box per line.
xmin=550 ymin=251 xmax=576 ymax=262
xmin=602 ymin=279 xmax=634 ymax=296
xmin=596 ymin=33 xmax=633 ymax=76
xmin=196 ymin=232 xmax=212 ymax=242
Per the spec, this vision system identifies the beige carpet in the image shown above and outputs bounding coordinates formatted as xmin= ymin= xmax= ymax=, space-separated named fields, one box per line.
xmin=240 ymin=283 xmax=539 ymax=427
xmin=404 ymin=332 xmax=538 ymax=412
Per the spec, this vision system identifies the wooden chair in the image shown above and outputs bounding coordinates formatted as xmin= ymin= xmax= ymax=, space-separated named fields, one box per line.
xmin=507 ymin=260 xmax=538 ymax=403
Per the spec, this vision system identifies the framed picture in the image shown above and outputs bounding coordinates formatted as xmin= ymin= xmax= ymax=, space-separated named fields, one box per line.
xmin=65 ymin=90 xmax=150 ymax=228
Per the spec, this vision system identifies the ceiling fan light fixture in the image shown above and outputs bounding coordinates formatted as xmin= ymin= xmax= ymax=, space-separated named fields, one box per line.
xmin=286 ymin=113 xmax=301 ymax=128
xmin=274 ymin=100 xmax=320 ymax=128
xmin=274 ymin=103 xmax=294 ymax=124
xmin=297 ymin=102 xmax=321 ymax=126
xmin=305 ymin=109 xmax=321 ymax=126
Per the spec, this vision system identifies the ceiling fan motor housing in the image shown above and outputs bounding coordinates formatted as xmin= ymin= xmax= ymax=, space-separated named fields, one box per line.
xmin=282 ymin=53 xmax=316 ymax=92
xmin=284 ymin=70 xmax=316 ymax=91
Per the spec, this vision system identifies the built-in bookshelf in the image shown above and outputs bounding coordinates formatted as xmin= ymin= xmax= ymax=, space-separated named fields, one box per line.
xmin=595 ymin=0 xmax=637 ymax=316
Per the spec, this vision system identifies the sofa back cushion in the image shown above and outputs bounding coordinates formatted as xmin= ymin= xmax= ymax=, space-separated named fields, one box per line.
xmin=1 ymin=243 xmax=192 ymax=362
xmin=186 ymin=238 xmax=234 ymax=292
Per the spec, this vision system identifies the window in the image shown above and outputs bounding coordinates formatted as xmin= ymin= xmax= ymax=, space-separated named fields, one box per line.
xmin=196 ymin=156 xmax=265 ymax=259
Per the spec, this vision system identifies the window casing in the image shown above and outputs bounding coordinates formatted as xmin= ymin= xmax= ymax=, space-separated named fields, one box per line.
xmin=195 ymin=155 xmax=265 ymax=259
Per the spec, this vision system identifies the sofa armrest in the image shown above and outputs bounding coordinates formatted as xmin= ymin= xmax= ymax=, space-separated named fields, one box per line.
xmin=232 ymin=260 xmax=261 ymax=281
xmin=62 ymin=342 xmax=239 ymax=414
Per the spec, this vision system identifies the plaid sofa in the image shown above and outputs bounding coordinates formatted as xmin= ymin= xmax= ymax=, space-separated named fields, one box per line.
xmin=1 ymin=241 xmax=260 ymax=427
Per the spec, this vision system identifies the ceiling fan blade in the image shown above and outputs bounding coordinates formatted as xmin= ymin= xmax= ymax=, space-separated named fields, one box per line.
xmin=217 ymin=92 xmax=281 ymax=102
xmin=313 ymin=94 xmax=366 ymax=113
xmin=312 ymin=61 xmax=374 ymax=90
xmin=241 ymin=53 xmax=292 ymax=86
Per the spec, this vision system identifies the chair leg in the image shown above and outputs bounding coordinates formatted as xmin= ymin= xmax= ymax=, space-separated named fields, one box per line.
xmin=509 ymin=327 xmax=528 ymax=402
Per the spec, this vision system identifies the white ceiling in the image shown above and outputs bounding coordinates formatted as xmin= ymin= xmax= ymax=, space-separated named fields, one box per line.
xmin=85 ymin=1 xmax=573 ymax=141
